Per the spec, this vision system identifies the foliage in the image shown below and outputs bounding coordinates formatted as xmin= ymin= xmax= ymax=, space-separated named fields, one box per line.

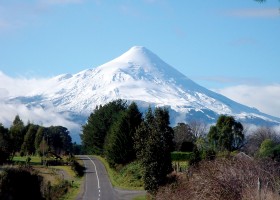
xmin=0 ymin=166 xmax=44 ymax=200
xmin=81 ymin=99 xmax=127 ymax=155
xmin=21 ymin=124 xmax=39 ymax=155
xmin=156 ymin=156 xmax=280 ymax=200
xmin=105 ymin=102 xmax=142 ymax=167
xmin=43 ymin=180 xmax=72 ymax=200
xmin=96 ymin=155 xmax=144 ymax=190
xmin=171 ymin=152 xmax=195 ymax=161
xmin=134 ymin=107 xmax=174 ymax=193
xmin=173 ymin=123 xmax=195 ymax=151
xmin=244 ymin=126 xmax=280 ymax=156
xmin=70 ymin=157 xmax=86 ymax=177
xmin=0 ymin=123 xmax=12 ymax=164
xmin=258 ymin=139 xmax=280 ymax=161
xmin=9 ymin=115 xmax=25 ymax=154
xmin=208 ymin=115 xmax=244 ymax=152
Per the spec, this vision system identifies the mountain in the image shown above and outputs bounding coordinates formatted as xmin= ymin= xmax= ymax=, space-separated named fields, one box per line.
xmin=10 ymin=46 xmax=280 ymax=134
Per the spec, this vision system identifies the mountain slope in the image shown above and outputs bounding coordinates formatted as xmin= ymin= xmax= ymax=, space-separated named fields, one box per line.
xmin=11 ymin=46 xmax=280 ymax=127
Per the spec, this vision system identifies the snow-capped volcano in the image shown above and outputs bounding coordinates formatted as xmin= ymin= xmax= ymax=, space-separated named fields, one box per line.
xmin=10 ymin=46 xmax=280 ymax=129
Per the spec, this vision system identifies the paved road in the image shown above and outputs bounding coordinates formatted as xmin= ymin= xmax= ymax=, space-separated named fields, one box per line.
xmin=76 ymin=155 xmax=146 ymax=200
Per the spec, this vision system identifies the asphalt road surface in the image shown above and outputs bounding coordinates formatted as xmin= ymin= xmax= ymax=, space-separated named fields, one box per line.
xmin=76 ymin=155 xmax=146 ymax=200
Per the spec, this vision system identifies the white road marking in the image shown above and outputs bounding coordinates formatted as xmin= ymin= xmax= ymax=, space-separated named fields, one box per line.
xmin=87 ymin=156 xmax=101 ymax=189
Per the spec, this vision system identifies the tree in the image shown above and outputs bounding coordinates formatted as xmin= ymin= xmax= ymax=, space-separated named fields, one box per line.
xmin=173 ymin=123 xmax=195 ymax=151
xmin=134 ymin=107 xmax=174 ymax=193
xmin=46 ymin=126 xmax=72 ymax=155
xmin=35 ymin=127 xmax=45 ymax=155
xmin=81 ymin=100 xmax=127 ymax=154
xmin=244 ymin=127 xmax=280 ymax=156
xmin=208 ymin=115 xmax=244 ymax=152
xmin=21 ymin=124 xmax=39 ymax=155
xmin=105 ymin=102 xmax=142 ymax=167
xmin=9 ymin=115 xmax=25 ymax=155
xmin=258 ymin=139 xmax=275 ymax=158
xmin=0 ymin=124 xmax=11 ymax=164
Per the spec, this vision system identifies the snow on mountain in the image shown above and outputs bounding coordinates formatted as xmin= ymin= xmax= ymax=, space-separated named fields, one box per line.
xmin=10 ymin=46 xmax=280 ymax=130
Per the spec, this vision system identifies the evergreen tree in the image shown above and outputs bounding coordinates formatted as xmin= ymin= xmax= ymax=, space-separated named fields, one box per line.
xmin=0 ymin=123 xmax=11 ymax=164
xmin=35 ymin=127 xmax=45 ymax=155
xmin=9 ymin=115 xmax=25 ymax=154
xmin=81 ymin=100 xmax=127 ymax=154
xmin=105 ymin=102 xmax=142 ymax=167
xmin=21 ymin=124 xmax=39 ymax=155
xmin=134 ymin=107 xmax=174 ymax=193
xmin=208 ymin=115 xmax=244 ymax=151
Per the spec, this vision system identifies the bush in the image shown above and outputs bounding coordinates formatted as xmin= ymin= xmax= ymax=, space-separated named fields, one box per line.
xmin=156 ymin=156 xmax=280 ymax=200
xmin=71 ymin=159 xmax=85 ymax=177
xmin=0 ymin=166 xmax=44 ymax=200
xmin=171 ymin=152 xmax=195 ymax=161
xmin=43 ymin=180 xmax=71 ymax=200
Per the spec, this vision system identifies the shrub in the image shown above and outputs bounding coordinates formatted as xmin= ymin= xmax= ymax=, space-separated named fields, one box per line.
xmin=71 ymin=159 xmax=85 ymax=177
xmin=156 ymin=156 xmax=280 ymax=200
xmin=0 ymin=166 xmax=44 ymax=200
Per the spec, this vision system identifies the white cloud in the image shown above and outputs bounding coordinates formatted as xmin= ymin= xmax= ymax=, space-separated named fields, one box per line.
xmin=0 ymin=72 xmax=80 ymax=139
xmin=215 ymin=84 xmax=280 ymax=118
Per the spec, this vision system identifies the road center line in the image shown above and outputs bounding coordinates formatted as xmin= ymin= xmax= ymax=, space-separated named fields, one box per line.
xmin=87 ymin=156 xmax=100 ymax=189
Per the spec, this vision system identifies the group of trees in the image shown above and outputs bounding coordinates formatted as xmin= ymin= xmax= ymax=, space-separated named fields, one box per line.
xmin=0 ymin=115 xmax=73 ymax=164
xmin=81 ymin=99 xmax=280 ymax=195
xmin=81 ymin=100 xmax=174 ymax=192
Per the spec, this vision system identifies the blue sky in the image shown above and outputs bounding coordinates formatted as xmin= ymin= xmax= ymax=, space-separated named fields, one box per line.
xmin=0 ymin=0 xmax=280 ymax=117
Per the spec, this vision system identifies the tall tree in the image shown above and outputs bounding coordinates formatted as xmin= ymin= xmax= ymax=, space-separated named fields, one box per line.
xmin=21 ymin=124 xmax=39 ymax=155
xmin=9 ymin=115 xmax=25 ymax=154
xmin=208 ymin=115 xmax=244 ymax=151
xmin=134 ymin=107 xmax=174 ymax=193
xmin=173 ymin=123 xmax=195 ymax=151
xmin=46 ymin=126 xmax=72 ymax=155
xmin=34 ymin=127 xmax=45 ymax=155
xmin=105 ymin=102 xmax=142 ymax=167
xmin=0 ymin=123 xmax=11 ymax=164
xmin=81 ymin=100 xmax=127 ymax=154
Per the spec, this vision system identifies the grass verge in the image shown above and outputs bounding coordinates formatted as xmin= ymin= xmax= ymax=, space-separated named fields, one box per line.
xmin=95 ymin=156 xmax=144 ymax=190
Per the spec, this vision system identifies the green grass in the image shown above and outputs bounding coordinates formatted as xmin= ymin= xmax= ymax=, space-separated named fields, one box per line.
xmin=13 ymin=156 xmax=42 ymax=165
xmin=95 ymin=156 xmax=144 ymax=190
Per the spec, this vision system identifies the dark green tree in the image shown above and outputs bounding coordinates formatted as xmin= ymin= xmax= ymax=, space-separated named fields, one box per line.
xmin=0 ymin=123 xmax=12 ymax=164
xmin=134 ymin=107 xmax=174 ymax=193
xmin=81 ymin=100 xmax=127 ymax=154
xmin=9 ymin=115 xmax=25 ymax=155
xmin=21 ymin=124 xmax=39 ymax=155
xmin=105 ymin=102 xmax=142 ymax=167
xmin=208 ymin=115 xmax=244 ymax=152
xmin=46 ymin=126 xmax=72 ymax=155
xmin=34 ymin=126 xmax=45 ymax=155
xmin=173 ymin=123 xmax=195 ymax=151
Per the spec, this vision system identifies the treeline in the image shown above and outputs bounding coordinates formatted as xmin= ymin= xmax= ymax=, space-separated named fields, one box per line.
xmin=81 ymin=100 xmax=174 ymax=193
xmin=0 ymin=115 xmax=73 ymax=164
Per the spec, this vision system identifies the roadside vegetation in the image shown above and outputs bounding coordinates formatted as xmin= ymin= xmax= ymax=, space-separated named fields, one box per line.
xmin=0 ymin=116 xmax=85 ymax=200
xmin=81 ymin=99 xmax=280 ymax=199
